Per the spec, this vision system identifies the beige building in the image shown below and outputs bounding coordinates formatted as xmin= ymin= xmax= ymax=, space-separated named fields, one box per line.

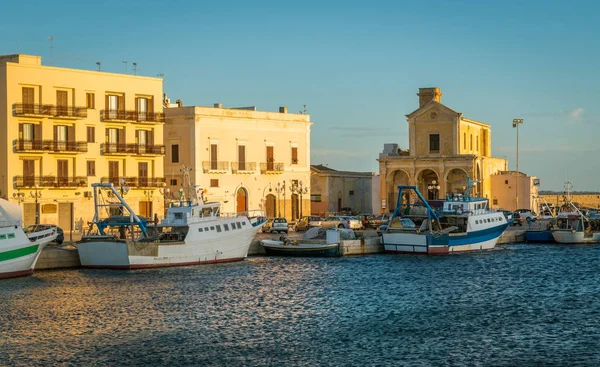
xmin=310 ymin=165 xmax=374 ymax=216
xmin=378 ymin=87 xmax=506 ymax=213
xmin=490 ymin=171 xmax=539 ymax=211
xmin=163 ymin=103 xmax=312 ymax=221
xmin=0 ymin=54 xmax=165 ymax=229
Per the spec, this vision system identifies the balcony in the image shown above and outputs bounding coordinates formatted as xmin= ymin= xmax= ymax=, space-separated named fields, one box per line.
xmin=102 ymin=143 xmax=166 ymax=156
xmin=13 ymin=104 xmax=87 ymax=119
xmin=100 ymin=177 xmax=166 ymax=188
xmin=202 ymin=161 xmax=230 ymax=173
xmin=260 ymin=162 xmax=284 ymax=174
xmin=15 ymin=176 xmax=88 ymax=189
xmin=15 ymin=139 xmax=88 ymax=153
xmin=102 ymin=110 xmax=165 ymax=123
xmin=231 ymin=162 xmax=256 ymax=174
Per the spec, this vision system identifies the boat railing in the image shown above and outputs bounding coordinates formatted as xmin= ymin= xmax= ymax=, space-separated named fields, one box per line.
xmin=0 ymin=220 xmax=22 ymax=228
xmin=438 ymin=208 xmax=499 ymax=216
xmin=220 ymin=210 xmax=266 ymax=219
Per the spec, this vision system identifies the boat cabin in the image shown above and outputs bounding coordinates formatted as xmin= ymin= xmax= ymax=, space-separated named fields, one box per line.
xmin=442 ymin=193 xmax=489 ymax=214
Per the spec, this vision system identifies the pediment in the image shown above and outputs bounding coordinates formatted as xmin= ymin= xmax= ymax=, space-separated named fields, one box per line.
xmin=406 ymin=100 xmax=460 ymax=122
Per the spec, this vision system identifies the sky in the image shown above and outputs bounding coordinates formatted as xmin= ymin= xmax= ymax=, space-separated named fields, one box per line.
xmin=2 ymin=0 xmax=599 ymax=191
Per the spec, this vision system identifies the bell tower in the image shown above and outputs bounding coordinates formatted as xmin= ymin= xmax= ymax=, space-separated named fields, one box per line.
xmin=417 ymin=87 xmax=442 ymax=108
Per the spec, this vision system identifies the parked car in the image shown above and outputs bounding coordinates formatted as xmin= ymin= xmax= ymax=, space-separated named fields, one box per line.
xmin=499 ymin=210 xmax=514 ymax=225
xmin=512 ymin=212 xmax=523 ymax=226
xmin=356 ymin=213 xmax=373 ymax=229
xmin=368 ymin=214 xmax=391 ymax=229
xmin=515 ymin=209 xmax=537 ymax=221
xmin=24 ymin=224 xmax=64 ymax=245
xmin=321 ymin=216 xmax=360 ymax=230
xmin=294 ymin=216 xmax=322 ymax=231
xmin=339 ymin=207 xmax=353 ymax=216
xmin=262 ymin=218 xmax=288 ymax=234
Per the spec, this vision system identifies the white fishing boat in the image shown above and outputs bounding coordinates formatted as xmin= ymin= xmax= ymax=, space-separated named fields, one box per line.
xmin=0 ymin=198 xmax=58 ymax=279
xmin=77 ymin=182 xmax=266 ymax=269
xmin=382 ymin=179 xmax=509 ymax=254
xmin=550 ymin=182 xmax=600 ymax=244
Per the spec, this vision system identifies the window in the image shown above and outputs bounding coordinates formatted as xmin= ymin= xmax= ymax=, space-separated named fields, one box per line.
xmin=238 ymin=145 xmax=246 ymax=171
xmin=56 ymin=125 xmax=68 ymax=142
xmin=210 ymin=144 xmax=218 ymax=170
xmin=470 ymin=134 xmax=473 ymax=150
xmin=493 ymin=199 xmax=498 ymax=205
xmin=137 ymin=97 xmax=148 ymax=121
xmin=198 ymin=228 xmax=203 ymax=232
xmin=505 ymin=180 xmax=508 ymax=185
xmin=210 ymin=179 xmax=219 ymax=187
xmin=429 ymin=134 xmax=440 ymax=152
xmin=21 ymin=123 xmax=35 ymax=141
xmin=210 ymin=226 xmax=215 ymax=230
xmin=476 ymin=135 xmax=479 ymax=151
xmin=224 ymin=224 xmax=229 ymax=231
xmin=87 ymin=126 xmax=95 ymax=143
xmin=57 ymin=159 xmax=68 ymax=185
xmin=170 ymin=179 xmax=178 ymax=186
xmin=311 ymin=194 xmax=322 ymax=202
xmin=86 ymin=93 xmax=95 ymax=109
xmin=349 ymin=190 xmax=355 ymax=196
xmin=56 ymin=90 xmax=68 ymax=115
xmin=205 ymin=227 xmax=209 ymax=231
xmin=463 ymin=133 xmax=466 ymax=150
xmin=236 ymin=222 xmax=241 ymax=229
xmin=291 ymin=147 xmax=298 ymax=164
xmin=171 ymin=144 xmax=179 ymax=163
xmin=216 ymin=225 xmax=222 ymax=233
xmin=87 ymin=161 xmax=96 ymax=176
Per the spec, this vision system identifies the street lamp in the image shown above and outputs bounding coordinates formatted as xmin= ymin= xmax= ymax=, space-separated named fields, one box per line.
xmin=427 ymin=180 xmax=440 ymax=200
xmin=30 ymin=184 xmax=42 ymax=224
xmin=13 ymin=191 xmax=25 ymax=205
xmin=513 ymin=118 xmax=523 ymax=210
xmin=290 ymin=180 xmax=309 ymax=218
xmin=159 ymin=182 xmax=170 ymax=216
xmin=274 ymin=181 xmax=286 ymax=218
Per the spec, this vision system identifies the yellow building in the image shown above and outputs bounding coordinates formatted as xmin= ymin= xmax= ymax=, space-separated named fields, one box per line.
xmin=164 ymin=103 xmax=312 ymax=221
xmin=0 ymin=54 xmax=165 ymax=229
xmin=378 ymin=87 xmax=506 ymax=213
xmin=490 ymin=171 xmax=539 ymax=211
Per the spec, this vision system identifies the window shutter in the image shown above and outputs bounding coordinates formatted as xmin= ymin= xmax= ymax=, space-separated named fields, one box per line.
xmin=67 ymin=126 xmax=75 ymax=142
xmin=148 ymin=98 xmax=154 ymax=113
xmin=19 ymin=124 xmax=23 ymax=139
xmin=53 ymin=125 xmax=58 ymax=141
xmin=148 ymin=130 xmax=154 ymax=145
xmin=118 ymin=95 xmax=125 ymax=112
xmin=135 ymin=97 xmax=139 ymax=113
xmin=105 ymin=127 xmax=109 ymax=143
xmin=105 ymin=94 xmax=109 ymax=112
xmin=135 ymin=130 xmax=139 ymax=144
xmin=118 ymin=128 xmax=125 ymax=145
xmin=34 ymin=124 xmax=41 ymax=140
xmin=238 ymin=145 xmax=245 ymax=162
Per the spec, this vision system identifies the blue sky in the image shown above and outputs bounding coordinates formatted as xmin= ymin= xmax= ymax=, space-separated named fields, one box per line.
xmin=2 ymin=0 xmax=599 ymax=191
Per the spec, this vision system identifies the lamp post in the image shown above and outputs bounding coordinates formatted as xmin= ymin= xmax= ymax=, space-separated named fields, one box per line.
xmin=290 ymin=180 xmax=309 ymax=218
xmin=159 ymin=182 xmax=170 ymax=217
xmin=30 ymin=184 xmax=42 ymax=224
xmin=513 ymin=118 xmax=523 ymax=210
xmin=13 ymin=191 xmax=25 ymax=205
xmin=274 ymin=182 xmax=286 ymax=218
xmin=427 ymin=180 xmax=440 ymax=200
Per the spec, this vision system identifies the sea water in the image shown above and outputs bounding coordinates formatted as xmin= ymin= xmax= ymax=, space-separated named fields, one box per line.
xmin=1 ymin=243 xmax=599 ymax=366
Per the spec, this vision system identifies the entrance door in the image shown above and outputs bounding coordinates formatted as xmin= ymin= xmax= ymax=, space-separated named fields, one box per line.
xmin=291 ymin=194 xmax=299 ymax=221
xmin=138 ymin=162 xmax=148 ymax=187
xmin=265 ymin=194 xmax=276 ymax=218
xmin=23 ymin=203 xmax=36 ymax=226
xmin=58 ymin=203 xmax=73 ymax=233
xmin=236 ymin=187 xmax=247 ymax=213
xmin=139 ymin=201 xmax=152 ymax=218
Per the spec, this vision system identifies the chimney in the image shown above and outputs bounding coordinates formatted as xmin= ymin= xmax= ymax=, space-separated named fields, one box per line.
xmin=214 ymin=103 xmax=222 ymax=108
xmin=279 ymin=106 xmax=288 ymax=113
xmin=417 ymin=87 xmax=442 ymax=108
xmin=176 ymin=99 xmax=182 ymax=107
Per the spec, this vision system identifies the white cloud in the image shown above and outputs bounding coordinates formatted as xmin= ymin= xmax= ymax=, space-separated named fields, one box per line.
xmin=569 ymin=108 xmax=584 ymax=119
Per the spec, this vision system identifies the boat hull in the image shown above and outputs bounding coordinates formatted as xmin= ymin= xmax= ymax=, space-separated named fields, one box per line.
xmin=526 ymin=230 xmax=555 ymax=243
xmin=0 ymin=237 xmax=56 ymax=279
xmin=260 ymin=240 xmax=340 ymax=257
xmin=383 ymin=224 xmax=507 ymax=254
xmin=551 ymin=230 xmax=600 ymax=244
xmin=78 ymin=223 xmax=261 ymax=269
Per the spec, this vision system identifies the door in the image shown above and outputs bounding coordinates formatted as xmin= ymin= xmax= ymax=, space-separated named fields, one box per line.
xmin=266 ymin=194 xmax=276 ymax=218
xmin=266 ymin=146 xmax=274 ymax=171
xmin=138 ymin=162 xmax=148 ymax=187
xmin=238 ymin=145 xmax=246 ymax=171
xmin=57 ymin=160 xmax=68 ymax=186
xmin=236 ymin=187 xmax=247 ymax=213
xmin=139 ymin=201 xmax=152 ymax=218
xmin=58 ymin=203 xmax=73 ymax=233
xmin=137 ymin=97 xmax=148 ymax=121
xmin=23 ymin=87 xmax=34 ymax=113
xmin=56 ymin=90 xmax=68 ymax=116
xmin=23 ymin=203 xmax=36 ymax=226
xmin=109 ymin=161 xmax=119 ymax=184
xmin=23 ymin=160 xmax=35 ymax=187
xmin=210 ymin=144 xmax=218 ymax=170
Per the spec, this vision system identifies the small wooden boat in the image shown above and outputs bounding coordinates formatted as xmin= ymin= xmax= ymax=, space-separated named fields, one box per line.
xmin=260 ymin=228 xmax=354 ymax=257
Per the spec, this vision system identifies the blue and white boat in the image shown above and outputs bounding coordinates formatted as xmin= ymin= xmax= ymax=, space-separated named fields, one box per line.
xmin=382 ymin=180 xmax=509 ymax=254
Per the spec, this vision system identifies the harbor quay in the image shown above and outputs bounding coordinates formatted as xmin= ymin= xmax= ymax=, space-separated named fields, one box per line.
xmin=34 ymin=226 xmax=527 ymax=271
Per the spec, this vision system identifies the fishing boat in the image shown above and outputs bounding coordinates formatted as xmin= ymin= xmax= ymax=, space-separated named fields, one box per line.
xmin=0 ymin=198 xmax=58 ymax=279
xmin=382 ymin=179 xmax=509 ymax=254
xmin=77 ymin=182 xmax=266 ymax=269
xmin=550 ymin=182 xmax=600 ymax=244
xmin=260 ymin=228 xmax=354 ymax=257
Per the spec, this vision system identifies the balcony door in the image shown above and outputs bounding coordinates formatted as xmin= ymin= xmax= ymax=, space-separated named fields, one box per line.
xmin=56 ymin=90 xmax=68 ymax=116
xmin=137 ymin=97 xmax=148 ymax=121
xmin=138 ymin=162 xmax=148 ymax=187
xmin=57 ymin=160 xmax=68 ymax=186
xmin=23 ymin=160 xmax=35 ymax=187
xmin=266 ymin=146 xmax=274 ymax=171
xmin=238 ymin=145 xmax=246 ymax=171
xmin=109 ymin=161 xmax=119 ymax=185
xmin=22 ymin=87 xmax=34 ymax=114
xmin=210 ymin=144 xmax=218 ymax=170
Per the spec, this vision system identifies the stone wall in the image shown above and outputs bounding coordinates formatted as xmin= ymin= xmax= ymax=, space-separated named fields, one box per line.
xmin=540 ymin=194 xmax=600 ymax=209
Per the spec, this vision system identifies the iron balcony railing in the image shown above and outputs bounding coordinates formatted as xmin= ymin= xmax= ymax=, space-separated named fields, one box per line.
xmin=100 ymin=177 xmax=166 ymax=188
xmin=15 ymin=176 xmax=88 ymax=188
xmin=102 ymin=143 xmax=166 ymax=155
xmin=231 ymin=162 xmax=256 ymax=173
xmin=15 ymin=139 xmax=88 ymax=153
xmin=202 ymin=161 xmax=230 ymax=173
xmin=260 ymin=162 xmax=284 ymax=173
xmin=13 ymin=104 xmax=88 ymax=119
xmin=102 ymin=110 xmax=165 ymax=123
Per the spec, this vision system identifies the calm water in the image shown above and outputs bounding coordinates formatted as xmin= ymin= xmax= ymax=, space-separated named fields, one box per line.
xmin=1 ymin=244 xmax=599 ymax=366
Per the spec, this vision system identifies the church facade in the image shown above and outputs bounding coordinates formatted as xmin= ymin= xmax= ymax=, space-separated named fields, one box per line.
xmin=378 ymin=87 xmax=506 ymax=213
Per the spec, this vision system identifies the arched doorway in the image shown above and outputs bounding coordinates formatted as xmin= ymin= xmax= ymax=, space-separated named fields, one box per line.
xmin=446 ymin=168 xmax=468 ymax=194
xmin=387 ymin=170 xmax=410 ymax=213
xmin=236 ymin=187 xmax=248 ymax=213
xmin=265 ymin=194 xmax=276 ymax=218
xmin=291 ymin=194 xmax=299 ymax=221
xmin=417 ymin=169 xmax=439 ymax=200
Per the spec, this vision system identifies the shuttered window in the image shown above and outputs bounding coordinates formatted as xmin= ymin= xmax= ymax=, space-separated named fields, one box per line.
xmin=109 ymin=161 xmax=119 ymax=179
xmin=86 ymin=93 xmax=95 ymax=109
xmin=291 ymin=147 xmax=298 ymax=164
xmin=210 ymin=144 xmax=218 ymax=170
xmin=87 ymin=161 xmax=96 ymax=176
xmin=87 ymin=126 xmax=95 ymax=143
xmin=171 ymin=144 xmax=179 ymax=163
xmin=238 ymin=145 xmax=246 ymax=170
xmin=210 ymin=179 xmax=219 ymax=187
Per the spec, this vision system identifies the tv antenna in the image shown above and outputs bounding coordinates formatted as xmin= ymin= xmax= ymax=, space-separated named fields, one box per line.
xmin=96 ymin=62 xmax=101 ymax=71
xmin=48 ymin=36 xmax=55 ymax=66
xmin=122 ymin=61 xmax=128 ymax=74
xmin=132 ymin=62 xmax=137 ymax=75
